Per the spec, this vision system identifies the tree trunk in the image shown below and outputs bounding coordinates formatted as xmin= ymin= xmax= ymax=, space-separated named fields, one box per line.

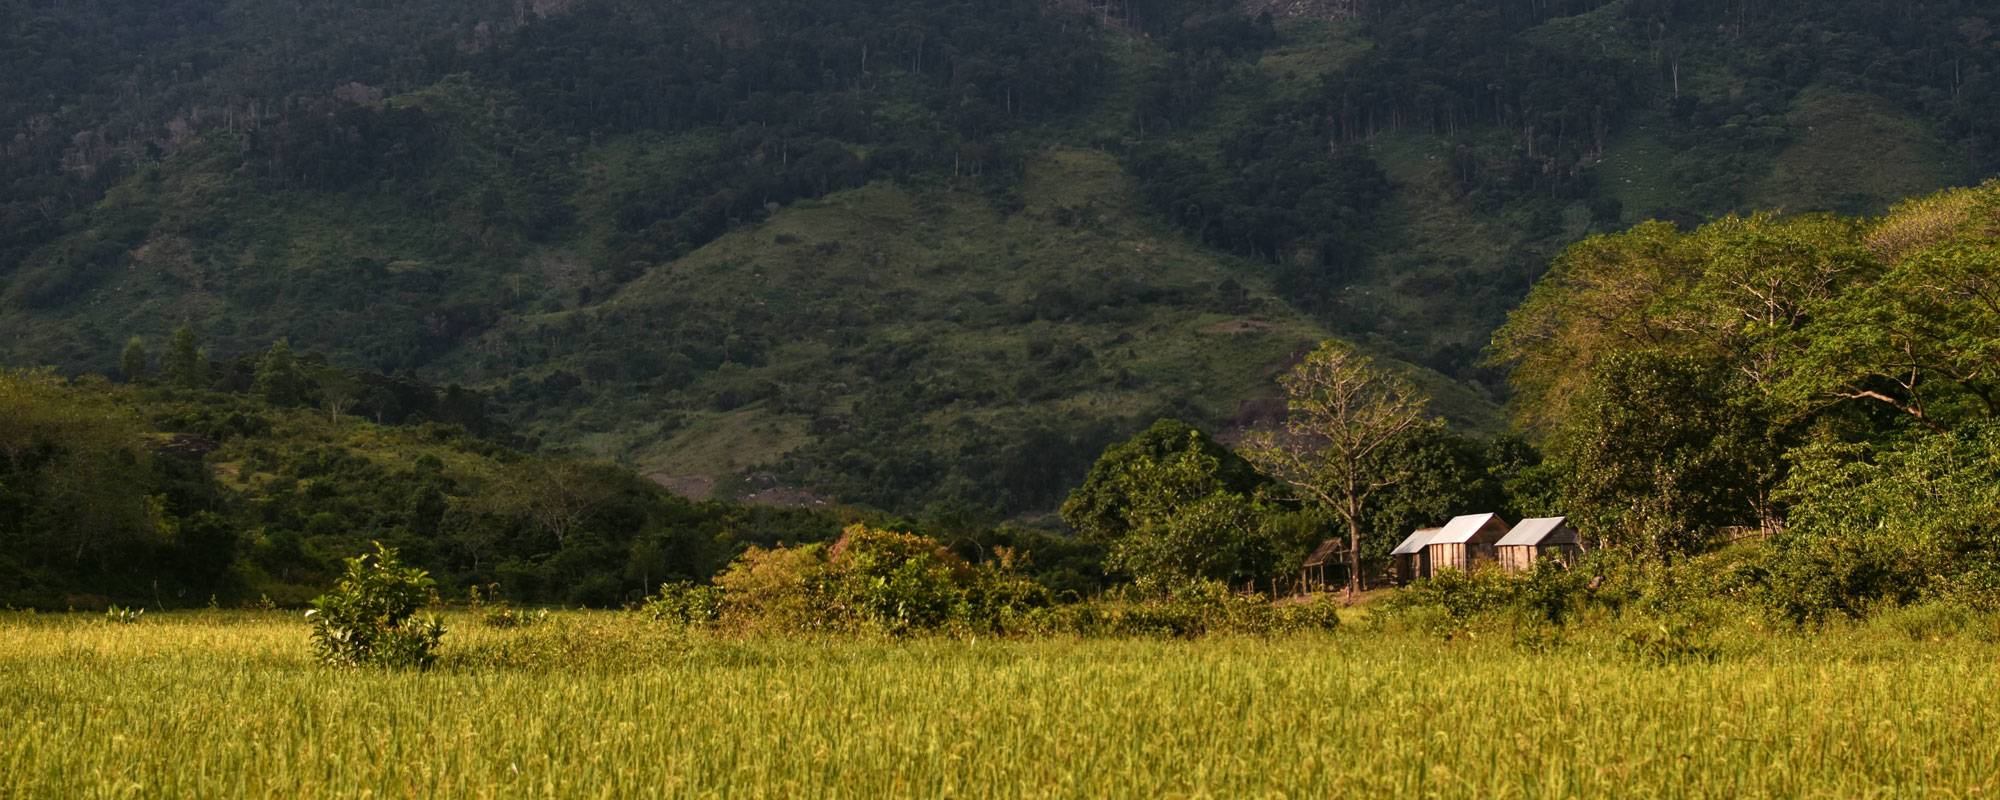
xmin=1345 ymin=500 xmax=1363 ymax=604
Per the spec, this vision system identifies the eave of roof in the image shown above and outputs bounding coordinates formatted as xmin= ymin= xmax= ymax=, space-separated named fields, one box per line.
xmin=1429 ymin=513 xmax=1503 ymax=544
xmin=1391 ymin=527 xmax=1440 ymax=556
xmin=1498 ymin=516 xmax=1573 ymax=547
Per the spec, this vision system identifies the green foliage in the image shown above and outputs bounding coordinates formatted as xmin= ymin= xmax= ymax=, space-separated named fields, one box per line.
xmin=0 ymin=370 xmax=233 ymax=607
xmin=468 ymin=583 xmax=547 ymax=629
xmin=163 ymin=325 xmax=207 ymax=389
xmin=1243 ymin=340 xmax=1433 ymax=594
xmin=1552 ymin=351 xmax=1777 ymax=559
xmin=11 ymin=0 xmax=1976 ymax=519
xmin=641 ymin=582 xmax=724 ymax=629
xmin=118 ymin=337 xmax=148 ymax=383
xmin=252 ymin=340 xmax=309 ymax=407
xmin=1771 ymin=423 xmax=2000 ymax=620
xmin=1063 ymin=421 xmax=1277 ymax=590
xmin=1497 ymin=183 xmax=2000 ymax=618
xmin=305 ymin=543 xmax=445 ymax=669
xmin=708 ymin=524 xmax=1047 ymax=635
xmin=1062 ymin=419 xmax=1266 ymax=542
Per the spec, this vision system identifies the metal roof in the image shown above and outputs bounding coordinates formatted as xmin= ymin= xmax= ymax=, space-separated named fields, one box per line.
xmin=1428 ymin=513 xmax=1508 ymax=544
xmin=1497 ymin=516 xmax=1576 ymax=547
xmin=1391 ymin=528 xmax=1440 ymax=556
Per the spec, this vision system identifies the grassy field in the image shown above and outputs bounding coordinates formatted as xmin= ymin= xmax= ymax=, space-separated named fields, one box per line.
xmin=5 ymin=611 xmax=1998 ymax=798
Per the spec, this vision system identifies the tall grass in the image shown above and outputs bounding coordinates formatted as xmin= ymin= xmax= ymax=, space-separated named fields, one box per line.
xmin=2 ymin=611 xmax=1996 ymax=798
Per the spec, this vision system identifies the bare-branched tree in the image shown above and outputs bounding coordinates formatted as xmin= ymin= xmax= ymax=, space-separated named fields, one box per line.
xmin=1243 ymin=341 xmax=1431 ymax=602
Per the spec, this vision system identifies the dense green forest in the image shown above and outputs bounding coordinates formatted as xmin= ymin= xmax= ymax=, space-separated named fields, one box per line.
xmin=8 ymin=178 xmax=1996 ymax=617
xmin=2 ymin=0 xmax=1992 ymax=515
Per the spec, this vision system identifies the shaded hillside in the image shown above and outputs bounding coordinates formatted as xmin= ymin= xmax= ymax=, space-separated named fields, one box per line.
xmin=1 ymin=0 xmax=1993 ymax=514
xmin=437 ymin=148 xmax=1501 ymax=512
xmin=0 ymin=367 xmax=840 ymax=608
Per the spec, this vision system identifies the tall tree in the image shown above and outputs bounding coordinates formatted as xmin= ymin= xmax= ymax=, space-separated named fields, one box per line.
xmin=1243 ymin=341 xmax=1430 ymax=601
xmin=163 ymin=324 xmax=206 ymax=389
xmin=253 ymin=339 xmax=307 ymax=406
xmin=118 ymin=337 xmax=149 ymax=384
xmin=1552 ymin=350 xmax=1776 ymax=560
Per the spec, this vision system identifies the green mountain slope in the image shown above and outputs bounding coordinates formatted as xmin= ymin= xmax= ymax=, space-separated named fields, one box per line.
xmin=437 ymin=147 xmax=1501 ymax=512
xmin=1 ymin=0 xmax=1993 ymax=515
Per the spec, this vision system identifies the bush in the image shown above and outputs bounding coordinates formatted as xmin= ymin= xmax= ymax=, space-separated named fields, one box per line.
xmin=706 ymin=524 xmax=1051 ymax=635
xmin=642 ymin=582 xmax=723 ymax=628
xmin=1376 ymin=567 xmax=1520 ymax=639
xmin=825 ymin=526 xmax=976 ymax=634
xmin=305 ymin=543 xmax=446 ymax=668
xmin=714 ymin=543 xmax=836 ymax=633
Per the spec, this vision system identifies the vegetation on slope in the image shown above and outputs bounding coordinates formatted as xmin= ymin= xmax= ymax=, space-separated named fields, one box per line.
xmin=2 ymin=0 xmax=1995 ymax=514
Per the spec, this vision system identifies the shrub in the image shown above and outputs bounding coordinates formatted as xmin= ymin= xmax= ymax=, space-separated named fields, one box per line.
xmin=1377 ymin=567 xmax=1519 ymax=639
xmin=964 ymin=550 xmax=1054 ymax=633
xmin=714 ymin=543 xmax=836 ymax=633
xmin=642 ymin=582 xmax=724 ymax=628
xmin=707 ymin=524 xmax=1050 ymax=635
xmin=825 ymin=526 xmax=981 ymax=634
xmin=305 ymin=543 xmax=446 ymax=668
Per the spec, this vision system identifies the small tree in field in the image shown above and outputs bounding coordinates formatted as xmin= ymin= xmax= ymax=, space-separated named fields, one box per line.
xmin=306 ymin=543 xmax=446 ymax=668
xmin=1244 ymin=342 xmax=1430 ymax=602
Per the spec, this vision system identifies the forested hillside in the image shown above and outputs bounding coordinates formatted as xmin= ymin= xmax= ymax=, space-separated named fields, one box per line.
xmin=2 ymin=0 xmax=1993 ymax=515
xmin=0 ymin=364 xmax=844 ymax=608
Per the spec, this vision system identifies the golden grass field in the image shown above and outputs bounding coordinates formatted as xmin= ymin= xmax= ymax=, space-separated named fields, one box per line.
xmin=4 ymin=611 xmax=1997 ymax=798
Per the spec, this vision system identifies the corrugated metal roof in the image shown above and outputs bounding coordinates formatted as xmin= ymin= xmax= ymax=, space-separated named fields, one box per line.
xmin=1428 ymin=513 xmax=1506 ymax=544
xmin=1497 ymin=516 xmax=1575 ymax=547
xmin=1391 ymin=528 xmax=1440 ymax=556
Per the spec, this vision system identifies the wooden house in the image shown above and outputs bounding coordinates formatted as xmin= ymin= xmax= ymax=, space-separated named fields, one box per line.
xmin=1299 ymin=539 xmax=1387 ymax=594
xmin=1299 ymin=539 xmax=1345 ymax=594
xmin=1424 ymin=513 xmax=1510 ymax=573
xmin=1496 ymin=517 xmax=1581 ymax=572
xmin=1390 ymin=527 xmax=1439 ymax=584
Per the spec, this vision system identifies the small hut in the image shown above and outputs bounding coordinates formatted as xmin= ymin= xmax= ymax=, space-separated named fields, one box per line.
xmin=1300 ymin=539 xmax=1346 ymax=594
xmin=1496 ymin=517 xmax=1581 ymax=572
xmin=1391 ymin=527 xmax=1439 ymax=584
xmin=1424 ymin=513 xmax=1511 ymax=573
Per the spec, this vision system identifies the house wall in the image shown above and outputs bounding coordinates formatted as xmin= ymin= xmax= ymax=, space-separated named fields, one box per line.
xmin=1393 ymin=552 xmax=1431 ymax=584
xmin=1430 ymin=542 xmax=1495 ymax=572
xmin=1499 ymin=543 xmax=1583 ymax=572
